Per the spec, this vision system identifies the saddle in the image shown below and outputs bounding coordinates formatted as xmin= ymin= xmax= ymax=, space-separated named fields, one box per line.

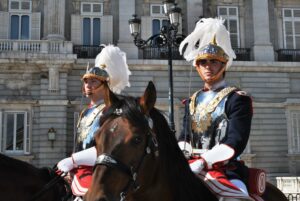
xmin=189 ymin=159 xmax=266 ymax=201
xmin=70 ymin=166 xmax=93 ymax=196
xmin=248 ymin=168 xmax=266 ymax=201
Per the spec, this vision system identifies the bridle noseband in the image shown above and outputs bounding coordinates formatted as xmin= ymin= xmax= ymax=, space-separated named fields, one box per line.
xmin=94 ymin=108 xmax=159 ymax=201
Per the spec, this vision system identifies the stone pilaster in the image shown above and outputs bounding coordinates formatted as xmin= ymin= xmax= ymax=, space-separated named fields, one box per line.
xmin=43 ymin=0 xmax=65 ymax=40
xmin=117 ymin=0 xmax=138 ymax=59
xmin=252 ymin=0 xmax=274 ymax=61
xmin=186 ymin=0 xmax=203 ymax=33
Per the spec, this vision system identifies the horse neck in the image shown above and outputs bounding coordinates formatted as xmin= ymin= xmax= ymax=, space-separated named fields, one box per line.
xmin=130 ymin=157 xmax=173 ymax=201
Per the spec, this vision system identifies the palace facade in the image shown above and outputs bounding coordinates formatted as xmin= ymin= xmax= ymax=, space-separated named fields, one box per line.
xmin=0 ymin=0 xmax=299 ymax=194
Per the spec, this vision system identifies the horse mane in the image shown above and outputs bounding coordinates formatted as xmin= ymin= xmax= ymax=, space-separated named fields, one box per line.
xmin=0 ymin=153 xmax=54 ymax=181
xmin=0 ymin=153 xmax=70 ymax=200
xmin=149 ymin=108 xmax=216 ymax=201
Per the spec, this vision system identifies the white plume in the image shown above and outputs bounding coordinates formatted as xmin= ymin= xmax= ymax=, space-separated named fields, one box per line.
xmin=95 ymin=44 xmax=131 ymax=94
xmin=179 ymin=18 xmax=236 ymax=69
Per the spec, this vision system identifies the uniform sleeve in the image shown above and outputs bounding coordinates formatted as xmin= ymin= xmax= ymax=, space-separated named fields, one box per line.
xmin=222 ymin=92 xmax=253 ymax=158
xmin=178 ymin=100 xmax=192 ymax=142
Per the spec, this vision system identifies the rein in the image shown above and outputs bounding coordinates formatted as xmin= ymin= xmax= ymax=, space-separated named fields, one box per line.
xmin=27 ymin=170 xmax=69 ymax=201
xmin=94 ymin=109 xmax=158 ymax=201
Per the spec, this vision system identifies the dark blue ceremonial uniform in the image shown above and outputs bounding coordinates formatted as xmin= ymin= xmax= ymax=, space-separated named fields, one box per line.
xmin=179 ymin=82 xmax=253 ymax=182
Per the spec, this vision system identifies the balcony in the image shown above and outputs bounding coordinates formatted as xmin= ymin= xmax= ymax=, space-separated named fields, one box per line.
xmin=140 ymin=47 xmax=251 ymax=61
xmin=73 ymin=45 xmax=104 ymax=58
xmin=277 ymin=49 xmax=300 ymax=62
xmin=0 ymin=40 xmax=73 ymax=54
xmin=233 ymin=48 xmax=251 ymax=61
xmin=141 ymin=46 xmax=183 ymax=60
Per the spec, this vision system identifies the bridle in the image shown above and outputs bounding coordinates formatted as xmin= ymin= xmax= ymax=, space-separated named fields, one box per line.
xmin=94 ymin=108 xmax=159 ymax=201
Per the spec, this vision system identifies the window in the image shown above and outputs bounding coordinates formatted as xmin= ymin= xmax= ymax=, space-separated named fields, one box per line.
xmin=80 ymin=2 xmax=102 ymax=46
xmin=152 ymin=19 xmax=168 ymax=35
xmin=0 ymin=111 xmax=30 ymax=154
xmin=151 ymin=4 xmax=168 ymax=35
xmin=82 ymin=17 xmax=101 ymax=46
xmin=283 ymin=8 xmax=300 ymax=49
xmin=151 ymin=4 xmax=165 ymax=16
xmin=10 ymin=14 xmax=30 ymax=39
xmin=9 ymin=0 xmax=32 ymax=12
xmin=218 ymin=6 xmax=240 ymax=48
xmin=9 ymin=0 xmax=31 ymax=40
xmin=81 ymin=2 xmax=103 ymax=16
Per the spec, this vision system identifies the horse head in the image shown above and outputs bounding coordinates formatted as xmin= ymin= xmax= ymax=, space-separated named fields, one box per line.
xmin=85 ymin=81 xmax=166 ymax=201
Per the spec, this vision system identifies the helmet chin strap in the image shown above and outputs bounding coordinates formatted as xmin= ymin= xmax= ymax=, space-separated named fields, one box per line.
xmin=199 ymin=65 xmax=226 ymax=86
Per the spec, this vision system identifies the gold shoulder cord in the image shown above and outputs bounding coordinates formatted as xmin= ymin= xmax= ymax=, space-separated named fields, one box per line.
xmin=77 ymin=107 xmax=88 ymax=128
xmin=189 ymin=90 xmax=201 ymax=115
xmin=191 ymin=87 xmax=237 ymax=133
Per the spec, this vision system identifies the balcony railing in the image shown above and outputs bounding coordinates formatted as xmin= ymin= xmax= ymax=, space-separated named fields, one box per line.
xmin=141 ymin=46 xmax=183 ymax=60
xmin=287 ymin=193 xmax=300 ymax=201
xmin=140 ymin=47 xmax=251 ymax=61
xmin=234 ymin=48 xmax=251 ymax=61
xmin=277 ymin=49 xmax=300 ymax=62
xmin=73 ymin=45 xmax=104 ymax=58
xmin=0 ymin=40 xmax=73 ymax=54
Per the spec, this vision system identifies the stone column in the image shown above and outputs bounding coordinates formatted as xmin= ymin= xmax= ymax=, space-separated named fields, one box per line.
xmin=252 ymin=0 xmax=274 ymax=61
xmin=43 ymin=0 xmax=65 ymax=40
xmin=117 ymin=0 xmax=138 ymax=59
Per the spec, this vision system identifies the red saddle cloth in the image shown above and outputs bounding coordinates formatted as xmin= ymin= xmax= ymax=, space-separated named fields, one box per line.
xmin=248 ymin=168 xmax=266 ymax=201
xmin=71 ymin=166 xmax=93 ymax=196
xmin=189 ymin=159 xmax=265 ymax=201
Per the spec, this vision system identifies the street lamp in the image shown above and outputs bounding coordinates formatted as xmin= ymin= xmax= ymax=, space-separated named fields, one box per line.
xmin=129 ymin=1 xmax=184 ymax=132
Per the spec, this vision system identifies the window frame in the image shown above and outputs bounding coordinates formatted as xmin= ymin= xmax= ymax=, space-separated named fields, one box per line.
xmin=10 ymin=13 xmax=31 ymax=40
xmin=282 ymin=8 xmax=300 ymax=49
xmin=152 ymin=18 xmax=169 ymax=35
xmin=82 ymin=16 xmax=101 ymax=46
xmin=9 ymin=0 xmax=32 ymax=13
xmin=217 ymin=6 xmax=240 ymax=48
xmin=150 ymin=4 xmax=168 ymax=36
xmin=0 ymin=110 xmax=30 ymax=155
xmin=150 ymin=4 xmax=165 ymax=17
xmin=81 ymin=2 xmax=103 ymax=16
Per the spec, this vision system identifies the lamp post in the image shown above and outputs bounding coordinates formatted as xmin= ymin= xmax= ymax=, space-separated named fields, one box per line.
xmin=129 ymin=1 xmax=183 ymax=132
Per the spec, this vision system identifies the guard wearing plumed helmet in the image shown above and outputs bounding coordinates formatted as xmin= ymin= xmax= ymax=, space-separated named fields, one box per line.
xmin=178 ymin=18 xmax=255 ymax=201
xmin=57 ymin=44 xmax=131 ymax=197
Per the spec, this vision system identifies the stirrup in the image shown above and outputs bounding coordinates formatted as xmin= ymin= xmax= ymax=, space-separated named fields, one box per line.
xmin=74 ymin=196 xmax=83 ymax=201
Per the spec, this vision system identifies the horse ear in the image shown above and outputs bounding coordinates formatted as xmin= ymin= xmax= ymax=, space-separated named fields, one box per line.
xmin=140 ymin=81 xmax=156 ymax=115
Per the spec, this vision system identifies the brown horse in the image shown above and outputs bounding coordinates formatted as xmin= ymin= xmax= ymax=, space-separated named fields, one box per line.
xmin=85 ymin=81 xmax=288 ymax=201
xmin=0 ymin=153 xmax=70 ymax=201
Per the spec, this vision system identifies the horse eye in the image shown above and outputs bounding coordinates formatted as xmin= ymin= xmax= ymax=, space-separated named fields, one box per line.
xmin=132 ymin=136 xmax=142 ymax=145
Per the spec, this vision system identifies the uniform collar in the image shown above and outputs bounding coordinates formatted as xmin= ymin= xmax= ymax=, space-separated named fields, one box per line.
xmin=203 ymin=80 xmax=227 ymax=92
xmin=88 ymin=99 xmax=104 ymax=108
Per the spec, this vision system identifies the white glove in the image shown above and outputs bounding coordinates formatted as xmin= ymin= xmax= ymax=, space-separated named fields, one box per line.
xmin=57 ymin=146 xmax=97 ymax=172
xmin=57 ymin=157 xmax=75 ymax=172
xmin=178 ymin=141 xmax=193 ymax=158
xmin=189 ymin=159 xmax=206 ymax=174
